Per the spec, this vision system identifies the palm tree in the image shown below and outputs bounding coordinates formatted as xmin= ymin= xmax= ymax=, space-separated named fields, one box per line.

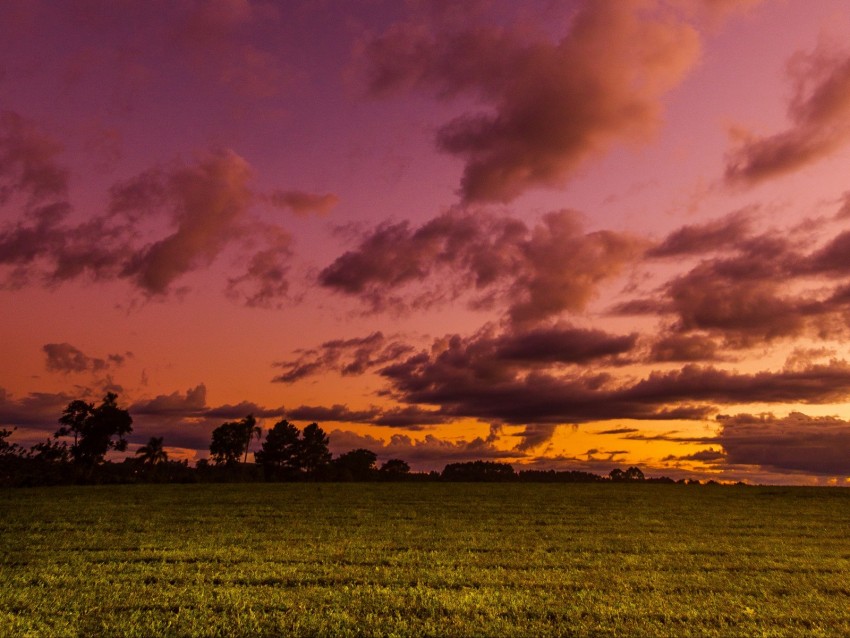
xmin=136 ymin=436 xmax=168 ymax=466
xmin=241 ymin=415 xmax=262 ymax=464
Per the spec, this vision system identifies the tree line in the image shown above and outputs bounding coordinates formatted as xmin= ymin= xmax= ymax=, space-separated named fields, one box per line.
xmin=0 ymin=392 xmax=697 ymax=487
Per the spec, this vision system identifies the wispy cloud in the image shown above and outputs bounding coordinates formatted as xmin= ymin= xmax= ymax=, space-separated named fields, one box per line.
xmin=725 ymin=43 xmax=850 ymax=185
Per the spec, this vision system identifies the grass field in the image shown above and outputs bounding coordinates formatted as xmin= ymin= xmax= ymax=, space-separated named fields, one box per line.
xmin=2 ymin=483 xmax=850 ymax=637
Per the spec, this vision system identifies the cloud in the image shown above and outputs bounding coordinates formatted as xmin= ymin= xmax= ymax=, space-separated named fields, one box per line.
xmin=129 ymin=383 xmax=283 ymax=420
xmin=717 ymin=412 xmax=850 ymax=475
xmin=804 ymin=230 xmax=850 ymax=276
xmin=130 ymin=384 xmax=209 ymax=416
xmin=278 ymin=403 xmax=450 ymax=430
xmin=667 ymin=271 xmax=810 ymax=346
xmin=662 ymin=448 xmax=726 ymax=463
xmin=320 ymin=208 xmax=643 ymax=322
xmin=512 ymin=424 xmax=558 ymax=452
xmin=119 ymin=150 xmax=254 ymax=294
xmin=493 ymin=323 xmax=637 ymax=364
xmin=0 ymin=142 xmax=301 ymax=304
xmin=43 ymin=343 xmax=129 ymax=374
xmin=381 ymin=326 xmax=850 ymax=425
xmin=371 ymin=405 xmax=452 ymax=428
xmin=649 ymin=333 xmax=722 ymax=362
xmin=273 ymin=331 xmax=415 ymax=383
xmin=225 ymin=226 xmax=293 ymax=308
xmin=203 ymin=400 xmax=285 ymax=420
xmin=626 ymin=220 xmax=850 ymax=349
xmin=647 ymin=210 xmax=753 ymax=257
xmin=0 ymin=387 xmax=75 ymax=429
xmin=270 ymin=190 xmax=339 ymax=216
xmin=363 ymin=0 xmax=700 ymax=202
xmin=594 ymin=427 xmax=640 ymax=435
xmin=172 ymin=0 xmax=288 ymax=99
xmin=123 ymin=383 xmax=285 ymax=451
xmin=0 ymin=110 xmax=68 ymax=205
xmin=284 ymin=404 xmax=379 ymax=424
xmin=674 ymin=0 xmax=764 ymax=21
xmin=725 ymin=44 xmax=850 ymax=185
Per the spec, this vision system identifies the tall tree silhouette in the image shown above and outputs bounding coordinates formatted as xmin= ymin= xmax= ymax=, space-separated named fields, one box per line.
xmin=298 ymin=422 xmax=331 ymax=476
xmin=241 ymin=414 xmax=261 ymax=464
xmin=55 ymin=393 xmax=133 ymax=466
xmin=255 ymin=419 xmax=301 ymax=479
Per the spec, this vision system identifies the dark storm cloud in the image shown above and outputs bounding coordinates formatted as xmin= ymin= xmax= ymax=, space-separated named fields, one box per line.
xmin=320 ymin=208 xmax=643 ymax=322
xmin=273 ymin=332 xmax=415 ymax=383
xmin=381 ymin=330 xmax=850 ymax=425
xmin=364 ymin=0 xmax=700 ymax=202
xmin=725 ymin=44 xmax=850 ymax=185
xmin=493 ymin=324 xmax=637 ymax=364
xmin=717 ymin=412 xmax=850 ymax=475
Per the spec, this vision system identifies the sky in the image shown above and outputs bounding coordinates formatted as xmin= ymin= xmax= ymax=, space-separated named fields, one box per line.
xmin=3 ymin=0 xmax=850 ymax=484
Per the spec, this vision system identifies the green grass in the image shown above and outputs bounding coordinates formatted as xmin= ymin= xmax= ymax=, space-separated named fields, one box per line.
xmin=2 ymin=483 xmax=850 ymax=636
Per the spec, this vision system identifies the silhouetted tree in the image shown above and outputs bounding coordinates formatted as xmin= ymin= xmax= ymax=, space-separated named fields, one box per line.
xmin=298 ymin=422 xmax=331 ymax=477
xmin=136 ymin=436 xmax=168 ymax=467
xmin=55 ymin=393 xmax=133 ymax=466
xmin=379 ymin=458 xmax=411 ymax=479
xmin=28 ymin=437 xmax=69 ymax=463
xmin=624 ymin=466 xmax=645 ymax=481
xmin=56 ymin=399 xmax=92 ymax=453
xmin=334 ymin=448 xmax=378 ymax=481
xmin=0 ymin=428 xmax=22 ymax=458
xmin=609 ymin=466 xmax=645 ymax=482
xmin=517 ymin=469 xmax=605 ymax=482
xmin=208 ymin=414 xmax=261 ymax=467
xmin=0 ymin=429 xmax=25 ymax=486
xmin=255 ymin=419 xmax=301 ymax=479
xmin=442 ymin=460 xmax=515 ymax=481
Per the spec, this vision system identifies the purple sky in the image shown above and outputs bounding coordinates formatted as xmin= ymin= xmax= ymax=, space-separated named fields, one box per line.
xmin=4 ymin=0 xmax=850 ymax=483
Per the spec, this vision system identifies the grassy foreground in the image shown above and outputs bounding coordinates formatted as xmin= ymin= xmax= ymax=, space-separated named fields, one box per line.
xmin=2 ymin=483 xmax=850 ymax=637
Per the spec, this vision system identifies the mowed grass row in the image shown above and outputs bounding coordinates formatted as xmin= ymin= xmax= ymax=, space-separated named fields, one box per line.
xmin=1 ymin=483 xmax=850 ymax=637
